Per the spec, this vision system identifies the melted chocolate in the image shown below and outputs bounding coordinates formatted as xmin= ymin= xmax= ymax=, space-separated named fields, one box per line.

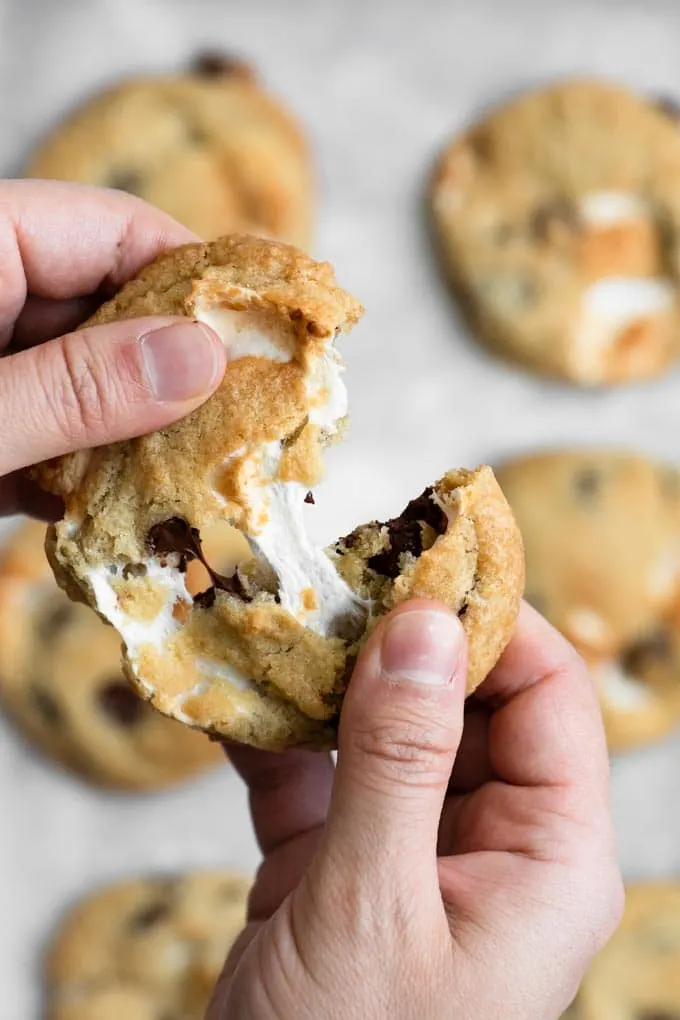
xmin=367 ymin=487 xmax=448 ymax=579
xmin=147 ymin=517 xmax=248 ymax=602
xmin=192 ymin=51 xmax=247 ymax=77
xmin=532 ymin=198 xmax=581 ymax=240
xmin=97 ymin=680 xmax=146 ymax=727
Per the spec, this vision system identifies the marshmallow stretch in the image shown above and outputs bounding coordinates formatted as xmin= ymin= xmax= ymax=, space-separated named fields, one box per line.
xmin=35 ymin=236 xmax=524 ymax=750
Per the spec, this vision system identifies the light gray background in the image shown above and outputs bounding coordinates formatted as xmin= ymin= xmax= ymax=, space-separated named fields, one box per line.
xmin=2 ymin=0 xmax=680 ymax=1015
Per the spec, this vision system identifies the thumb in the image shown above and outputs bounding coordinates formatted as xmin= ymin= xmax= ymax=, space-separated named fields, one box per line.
xmin=324 ymin=600 xmax=467 ymax=880
xmin=0 ymin=316 xmax=226 ymax=474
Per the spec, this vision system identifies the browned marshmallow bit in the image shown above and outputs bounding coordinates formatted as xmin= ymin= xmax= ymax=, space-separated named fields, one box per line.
xmin=34 ymin=235 xmax=524 ymax=750
xmin=431 ymin=79 xmax=680 ymax=385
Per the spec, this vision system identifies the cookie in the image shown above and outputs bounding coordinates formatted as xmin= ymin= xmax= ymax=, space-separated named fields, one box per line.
xmin=32 ymin=234 xmax=524 ymax=751
xmin=44 ymin=870 xmax=250 ymax=1020
xmin=496 ymin=450 xmax=680 ymax=751
xmin=0 ymin=518 xmax=245 ymax=789
xmin=431 ymin=79 xmax=680 ymax=385
xmin=27 ymin=53 xmax=312 ymax=246
xmin=567 ymin=882 xmax=680 ymax=1018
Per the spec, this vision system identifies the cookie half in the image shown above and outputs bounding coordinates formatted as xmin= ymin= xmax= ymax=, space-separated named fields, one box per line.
xmin=431 ymin=79 xmax=680 ymax=385
xmin=568 ymin=882 xmax=680 ymax=1018
xmin=45 ymin=870 xmax=250 ymax=1020
xmin=0 ymin=519 xmax=229 ymax=790
xmin=27 ymin=53 xmax=313 ymax=246
xmin=33 ymin=235 xmax=524 ymax=751
xmin=497 ymin=449 xmax=680 ymax=751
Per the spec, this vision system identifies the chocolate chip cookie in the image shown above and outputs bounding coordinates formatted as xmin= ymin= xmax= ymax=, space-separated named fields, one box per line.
xmin=567 ymin=882 xmax=680 ymax=1018
xmin=32 ymin=234 xmax=524 ymax=751
xmin=0 ymin=519 xmax=228 ymax=789
xmin=431 ymin=79 xmax=680 ymax=385
xmin=497 ymin=450 xmax=680 ymax=751
xmin=45 ymin=870 xmax=250 ymax=1020
xmin=27 ymin=53 xmax=312 ymax=246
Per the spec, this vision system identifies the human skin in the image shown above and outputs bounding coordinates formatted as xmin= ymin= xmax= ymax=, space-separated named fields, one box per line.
xmin=0 ymin=180 xmax=622 ymax=1020
xmin=208 ymin=601 xmax=623 ymax=1020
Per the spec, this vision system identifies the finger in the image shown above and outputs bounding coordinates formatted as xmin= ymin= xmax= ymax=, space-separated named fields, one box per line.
xmin=0 ymin=179 xmax=196 ymax=348
xmin=478 ymin=602 xmax=609 ymax=793
xmin=0 ymin=316 xmax=226 ymax=474
xmin=323 ymin=600 xmax=467 ymax=884
xmin=7 ymin=294 xmax=104 ymax=350
xmin=226 ymin=744 xmax=334 ymax=855
xmin=446 ymin=700 xmax=493 ymax=794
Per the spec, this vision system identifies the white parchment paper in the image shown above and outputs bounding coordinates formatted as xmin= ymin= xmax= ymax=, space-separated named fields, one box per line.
xmin=3 ymin=0 xmax=680 ymax=1014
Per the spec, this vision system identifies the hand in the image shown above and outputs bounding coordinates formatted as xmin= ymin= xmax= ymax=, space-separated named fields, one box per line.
xmin=209 ymin=601 xmax=623 ymax=1020
xmin=0 ymin=179 xmax=227 ymax=519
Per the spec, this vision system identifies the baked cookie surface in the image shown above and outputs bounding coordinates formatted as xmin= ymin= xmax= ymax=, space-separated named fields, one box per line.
xmin=431 ymin=79 xmax=680 ymax=385
xmin=33 ymin=234 xmax=524 ymax=751
xmin=567 ymin=882 xmax=680 ymax=1018
xmin=497 ymin=449 xmax=680 ymax=751
xmin=27 ymin=54 xmax=312 ymax=246
xmin=45 ymin=870 xmax=250 ymax=1020
xmin=0 ymin=519 xmax=226 ymax=789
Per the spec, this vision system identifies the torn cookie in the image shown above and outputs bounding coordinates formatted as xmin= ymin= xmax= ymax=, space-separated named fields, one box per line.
xmin=33 ymin=235 xmax=524 ymax=751
xmin=0 ymin=519 xmax=225 ymax=789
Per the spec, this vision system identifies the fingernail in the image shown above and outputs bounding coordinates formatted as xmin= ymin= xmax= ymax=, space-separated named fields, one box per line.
xmin=380 ymin=609 xmax=464 ymax=687
xmin=139 ymin=321 xmax=224 ymax=402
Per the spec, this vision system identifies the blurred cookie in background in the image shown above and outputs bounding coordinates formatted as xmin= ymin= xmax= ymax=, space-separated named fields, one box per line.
xmin=26 ymin=52 xmax=313 ymax=247
xmin=496 ymin=450 xmax=680 ymax=751
xmin=45 ymin=870 xmax=250 ymax=1020
xmin=431 ymin=79 xmax=680 ymax=385
xmin=565 ymin=882 xmax=680 ymax=1018
xmin=0 ymin=518 xmax=248 ymax=790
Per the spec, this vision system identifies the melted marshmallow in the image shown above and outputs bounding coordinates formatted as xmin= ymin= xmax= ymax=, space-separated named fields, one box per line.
xmin=246 ymin=442 xmax=366 ymax=637
xmin=193 ymin=303 xmax=295 ymax=363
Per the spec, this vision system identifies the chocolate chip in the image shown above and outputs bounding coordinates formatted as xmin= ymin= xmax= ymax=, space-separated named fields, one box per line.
xmin=367 ymin=487 xmax=448 ymax=579
xmin=655 ymin=94 xmax=680 ymax=120
xmin=637 ymin=1012 xmax=680 ymax=1020
xmin=621 ymin=628 xmax=673 ymax=675
xmin=129 ymin=898 xmax=172 ymax=931
xmin=106 ymin=170 xmax=144 ymax=197
xmin=573 ymin=468 xmax=601 ymax=502
xmin=97 ymin=680 xmax=146 ymax=727
xmin=304 ymin=491 xmax=315 ymax=504
xmin=148 ymin=517 xmax=250 ymax=601
xmin=193 ymin=587 xmax=216 ymax=609
xmin=191 ymin=51 xmax=248 ymax=77
xmin=122 ymin=562 xmax=148 ymax=580
xmin=532 ymin=198 xmax=581 ymax=240
xmin=31 ymin=686 xmax=63 ymax=727
xmin=38 ymin=603 xmax=74 ymax=639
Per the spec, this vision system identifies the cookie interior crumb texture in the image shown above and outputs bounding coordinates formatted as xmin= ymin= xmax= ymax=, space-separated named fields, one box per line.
xmin=431 ymin=78 xmax=680 ymax=386
xmin=497 ymin=449 xmax=680 ymax=752
xmin=0 ymin=519 xmax=224 ymax=790
xmin=33 ymin=234 xmax=524 ymax=751
xmin=27 ymin=52 xmax=313 ymax=246
xmin=44 ymin=871 xmax=251 ymax=1020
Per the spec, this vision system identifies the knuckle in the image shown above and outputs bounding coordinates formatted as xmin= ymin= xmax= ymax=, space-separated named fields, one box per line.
xmin=349 ymin=717 xmax=453 ymax=787
xmin=44 ymin=332 xmax=121 ymax=443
